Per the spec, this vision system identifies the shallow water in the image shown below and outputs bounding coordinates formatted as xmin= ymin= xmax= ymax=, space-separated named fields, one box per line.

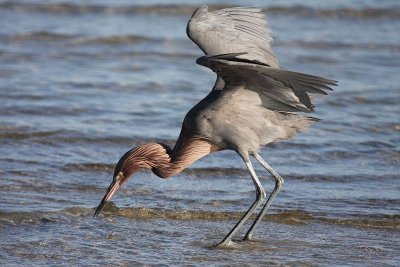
xmin=1 ymin=0 xmax=399 ymax=266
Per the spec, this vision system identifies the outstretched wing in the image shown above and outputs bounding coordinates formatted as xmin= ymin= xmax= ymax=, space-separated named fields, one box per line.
xmin=187 ymin=5 xmax=278 ymax=90
xmin=197 ymin=54 xmax=337 ymax=113
xmin=187 ymin=5 xmax=277 ymax=67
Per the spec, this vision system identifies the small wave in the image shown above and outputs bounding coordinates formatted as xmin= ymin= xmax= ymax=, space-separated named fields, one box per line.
xmin=53 ymin=135 xmax=173 ymax=146
xmin=123 ymin=51 xmax=197 ymax=59
xmin=1 ymin=206 xmax=398 ymax=229
xmin=62 ymin=163 xmax=114 ymax=172
xmin=0 ymin=127 xmax=173 ymax=146
xmin=352 ymin=96 xmax=399 ymax=105
xmin=6 ymin=32 xmax=398 ymax=55
xmin=359 ymin=141 xmax=396 ymax=149
xmin=275 ymin=40 xmax=400 ymax=52
xmin=266 ymin=5 xmax=400 ymax=19
xmin=0 ymin=106 xmax=89 ymax=116
xmin=4 ymin=32 xmax=154 ymax=45
xmin=184 ymin=167 xmax=247 ymax=177
xmin=4 ymin=31 xmax=75 ymax=42
xmin=61 ymin=163 xmax=248 ymax=177
xmin=283 ymin=174 xmax=399 ymax=182
xmin=69 ymin=35 xmax=153 ymax=45
xmin=0 ymin=129 xmax=63 ymax=140
xmin=0 ymin=2 xmax=206 ymax=15
xmin=0 ymin=211 xmax=59 ymax=225
xmin=1 ymin=2 xmax=400 ymax=19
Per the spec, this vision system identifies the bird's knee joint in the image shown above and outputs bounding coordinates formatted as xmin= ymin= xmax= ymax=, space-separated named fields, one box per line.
xmin=276 ymin=177 xmax=284 ymax=189
xmin=258 ymin=189 xmax=267 ymax=201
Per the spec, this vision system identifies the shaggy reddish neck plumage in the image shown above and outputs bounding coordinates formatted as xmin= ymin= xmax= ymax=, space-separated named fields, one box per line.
xmin=119 ymin=137 xmax=219 ymax=178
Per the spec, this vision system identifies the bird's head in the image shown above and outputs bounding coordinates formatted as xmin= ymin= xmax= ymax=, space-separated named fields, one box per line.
xmin=93 ymin=143 xmax=171 ymax=218
xmin=93 ymin=148 xmax=138 ymax=218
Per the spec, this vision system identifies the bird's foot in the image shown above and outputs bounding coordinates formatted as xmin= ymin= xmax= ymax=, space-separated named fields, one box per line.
xmin=215 ymin=240 xmax=240 ymax=249
xmin=243 ymin=233 xmax=253 ymax=241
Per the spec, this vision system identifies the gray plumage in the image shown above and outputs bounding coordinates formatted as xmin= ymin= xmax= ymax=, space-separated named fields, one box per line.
xmin=94 ymin=5 xmax=337 ymax=248
xmin=185 ymin=6 xmax=336 ymax=158
xmin=187 ymin=5 xmax=279 ymax=90
xmin=185 ymin=5 xmax=336 ymax=246
xmin=187 ymin=5 xmax=278 ymax=67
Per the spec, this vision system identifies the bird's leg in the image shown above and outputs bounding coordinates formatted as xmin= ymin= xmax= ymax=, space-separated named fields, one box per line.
xmin=218 ymin=157 xmax=266 ymax=247
xmin=243 ymin=152 xmax=284 ymax=241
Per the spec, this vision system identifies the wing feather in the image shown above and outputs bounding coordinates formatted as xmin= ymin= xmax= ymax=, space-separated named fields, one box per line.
xmin=187 ymin=5 xmax=278 ymax=68
xmin=196 ymin=54 xmax=337 ymax=113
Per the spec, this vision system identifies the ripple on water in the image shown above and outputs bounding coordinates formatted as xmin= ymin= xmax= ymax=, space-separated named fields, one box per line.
xmin=1 ymin=206 xmax=398 ymax=229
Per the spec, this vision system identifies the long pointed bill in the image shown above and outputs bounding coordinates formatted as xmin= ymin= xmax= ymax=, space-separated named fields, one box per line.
xmin=93 ymin=173 xmax=124 ymax=218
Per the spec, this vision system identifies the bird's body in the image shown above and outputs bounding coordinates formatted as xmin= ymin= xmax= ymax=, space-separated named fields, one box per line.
xmin=184 ymin=87 xmax=315 ymax=155
xmin=94 ymin=5 xmax=337 ymax=247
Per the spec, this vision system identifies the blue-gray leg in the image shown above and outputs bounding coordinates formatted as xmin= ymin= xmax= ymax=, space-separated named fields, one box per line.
xmin=218 ymin=157 xmax=266 ymax=247
xmin=243 ymin=152 xmax=284 ymax=241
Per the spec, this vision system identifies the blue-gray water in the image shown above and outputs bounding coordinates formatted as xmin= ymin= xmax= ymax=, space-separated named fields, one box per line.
xmin=1 ymin=0 xmax=399 ymax=266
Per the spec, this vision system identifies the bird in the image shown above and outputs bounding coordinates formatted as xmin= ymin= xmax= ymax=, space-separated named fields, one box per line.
xmin=94 ymin=5 xmax=337 ymax=247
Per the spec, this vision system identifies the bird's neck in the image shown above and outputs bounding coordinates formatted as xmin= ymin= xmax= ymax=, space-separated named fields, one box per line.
xmin=135 ymin=138 xmax=219 ymax=178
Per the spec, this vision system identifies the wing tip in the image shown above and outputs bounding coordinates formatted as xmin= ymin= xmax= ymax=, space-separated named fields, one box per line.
xmin=196 ymin=56 xmax=208 ymax=66
xmin=307 ymin=116 xmax=321 ymax=122
xmin=191 ymin=5 xmax=208 ymax=20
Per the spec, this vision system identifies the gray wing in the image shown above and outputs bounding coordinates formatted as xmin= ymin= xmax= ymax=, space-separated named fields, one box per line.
xmin=187 ymin=5 xmax=278 ymax=90
xmin=197 ymin=54 xmax=337 ymax=113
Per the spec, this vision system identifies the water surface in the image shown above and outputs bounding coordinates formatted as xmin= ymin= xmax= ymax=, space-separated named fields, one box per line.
xmin=0 ymin=0 xmax=399 ymax=266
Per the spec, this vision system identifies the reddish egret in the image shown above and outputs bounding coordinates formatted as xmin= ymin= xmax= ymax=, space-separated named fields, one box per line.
xmin=94 ymin=5 xmax=337 ymax=247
